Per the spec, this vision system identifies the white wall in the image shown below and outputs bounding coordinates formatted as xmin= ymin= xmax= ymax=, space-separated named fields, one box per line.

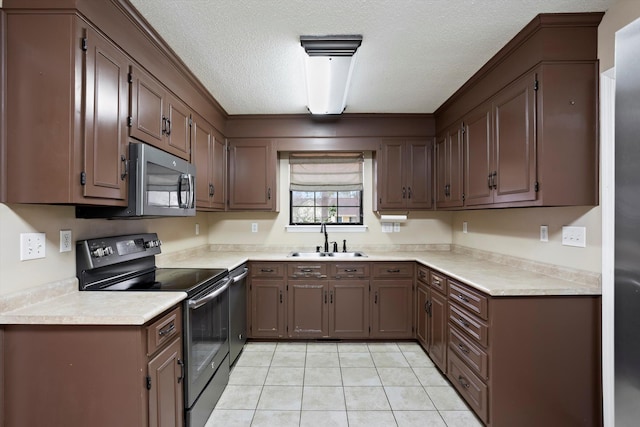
xmin=207 ymin=154 xmax=453 ymax=249
xmin=0 ymin=203 xmax=208 ymax=295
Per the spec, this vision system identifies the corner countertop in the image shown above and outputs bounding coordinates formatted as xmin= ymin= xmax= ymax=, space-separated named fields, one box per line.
xmin=158 ymin=249 xmax=601 ymax=297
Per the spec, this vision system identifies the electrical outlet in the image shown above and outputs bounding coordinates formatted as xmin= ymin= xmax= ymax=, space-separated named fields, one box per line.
xmin=20 ymin=232 xmax=46 ymax=260
xmin=393 ymin=222 xmax=401 ymax=232
xmin=60 ymin=230 xmax=72 ymax=252
xmin=562 ymin=226 xmax=586 ymax=247
xmin=251 ymin=223 xmax=258 ymax=233
xmin=540 ymin=225 xmax=549 ymax=242
xmin=463 ymin=221 xmax=468 ymax=234
xmin=381 ymin=222 xmax=393 ymax=233
xmin=195 ymin=223 xmax=200 ymax=235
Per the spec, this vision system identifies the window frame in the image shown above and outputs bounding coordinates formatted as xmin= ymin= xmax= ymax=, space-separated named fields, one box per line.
xmin=289 ymin=189 xmax=364 ymax=226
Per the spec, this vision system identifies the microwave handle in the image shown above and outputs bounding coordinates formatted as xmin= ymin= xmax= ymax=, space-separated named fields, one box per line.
xmin=177 ymin=173 xmax=194 ymax=209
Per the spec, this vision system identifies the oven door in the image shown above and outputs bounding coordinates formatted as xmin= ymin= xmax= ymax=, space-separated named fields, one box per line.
xmin=183 ymin=276 xmax=231 ymax=408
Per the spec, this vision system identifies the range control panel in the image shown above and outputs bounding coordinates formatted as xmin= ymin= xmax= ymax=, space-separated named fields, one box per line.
xmin=76 ymin=233 xmax=162 ymax=271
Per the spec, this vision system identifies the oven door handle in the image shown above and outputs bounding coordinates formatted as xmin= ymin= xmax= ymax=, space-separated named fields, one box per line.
xmin=232 ymin=268 xmax=249 ymax=283
xmin=188 ymin=277 xmax=232 ymax=310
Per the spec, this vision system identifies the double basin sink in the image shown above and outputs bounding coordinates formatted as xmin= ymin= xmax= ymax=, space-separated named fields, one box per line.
xmin=287 ymin=251 xmax=367 ymax=258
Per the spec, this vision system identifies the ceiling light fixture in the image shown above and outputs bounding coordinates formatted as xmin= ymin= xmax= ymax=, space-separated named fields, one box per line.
xmin=300 ymin=35 xmax=363 ymax=115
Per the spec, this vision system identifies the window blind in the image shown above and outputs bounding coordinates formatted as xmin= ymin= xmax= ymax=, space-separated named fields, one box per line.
xmin=289 ymin=152 xmax=364 ymax=191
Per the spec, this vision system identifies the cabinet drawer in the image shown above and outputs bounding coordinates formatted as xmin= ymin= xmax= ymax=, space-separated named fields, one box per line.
xmin=429 ymin=270 xmax=447 ymax=294
xmin=416 ymin=264 xmax=429 ymax=285
xmin=331 ymin=263 xmax=370 ymax=279
xmin=448 ymin=351 xmax=489 ymax=423
xmin=288 ymin=263 xmax=328 ymax=279
xmin=449 ymin=325 xmax=489 ymax=380
xmin=146 ymin=307 xmax=182 ymax=356
xmin=449 ymin=304 xmax=488 ymax=347
xmin=449 ymin=280 xmax=488 ymax=320
xmin=372 ymin=263 xmax=414 ymax=278
xmin=251 ymin=262 xmax=285 ymax=278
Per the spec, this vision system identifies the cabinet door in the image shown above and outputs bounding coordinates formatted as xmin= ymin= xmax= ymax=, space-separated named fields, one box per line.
xmin=371 ymin=280 xmax=413 ymax=338
xmin=83 ymin=27 xmax=129 ymax=202
xmin=435 ymin=127 xmax=464 ymax=208
xmin=435 ymin=134 xmax=448 ymax=206
xmin=288 ymin=281 xmax=329 ymax=338
xmin=329 ymin=280 xmax=370 ymax=338
xmin=193 ymin=114 xmax=213 ymax=209
xmin=148 ymin=338 xmax=184 ymax=427
xmin=492 ymin=73 xmax=536 ymax=204
xmin=406 ymin=139 xmax=433 ymax=209
xmin=429 ymin=290 xmax=447 ymax=372
xmin=210 ymin=133 xmax=227 ymax=210
xmin=251 ymin=280 xmax=286 ymax=338
xmin=464 ymin=104 xmax=493 ymax=206
xmin=377 ymin=139 xmax=406 ymax=210
xmin=416 ymin=283 xmax=429 ymax=349
xmin=165 ymin=93 xmax=191 ymax=160
xmin=130 ymin=65 xmax=165 ymax=145
xmin=228 ymin=139 xmax=277 ymax=210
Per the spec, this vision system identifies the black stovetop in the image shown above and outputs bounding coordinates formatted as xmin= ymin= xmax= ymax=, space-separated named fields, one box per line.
xmin=99 ymin=267 xmax=229 ymax=296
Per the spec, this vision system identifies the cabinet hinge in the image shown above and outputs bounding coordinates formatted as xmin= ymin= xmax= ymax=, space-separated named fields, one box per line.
xmin=80 ymin=171 xmax=86 ymax=186
xmin=127 ymin=72 xmax=133 ymax=84
xmin=145 ymin=376 xmax=152 ymax=390
xmin=81 ymin=37 xmax=88 ymax=52
xmin=127 ymin=116 xmax=133 ymax=127
xmin=534 ymin=80 xmax=539 ymax=91
xmin=534 ymin=181 xmax=540 ymax=192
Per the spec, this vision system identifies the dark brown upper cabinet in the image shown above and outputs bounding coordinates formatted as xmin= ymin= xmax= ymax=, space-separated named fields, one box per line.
xmin=435 ymin=13 xmax=601 ymax=209
xmin=435 ymin=126 xmax=464 ymax=208
xmin=227 ymin=139 xmax=278 ymax=211
xmin=376 ymin=138 xmax=433 ymax=211
xmin=193 ymin=114 xmax=226 ymax=211
xmin=5 ymin=13 xmax=129 ymax=205
xmin=129 ymin=65 xmax=191 ymax=161
xmin=464 ymin=73 xmax=536 ymax=206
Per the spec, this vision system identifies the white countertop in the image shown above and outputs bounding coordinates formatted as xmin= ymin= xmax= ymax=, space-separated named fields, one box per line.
xmin=159 ymin=250 xmax=601 ymax=296
xmin=0 ymin=248 xmax=599 ymax=326
xmin=0 ymin=277 xmax=186 ymax=326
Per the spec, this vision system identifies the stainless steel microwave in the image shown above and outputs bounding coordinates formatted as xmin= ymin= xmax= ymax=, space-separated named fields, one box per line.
xmin=77 ymin=143 xmax=196 ymax=218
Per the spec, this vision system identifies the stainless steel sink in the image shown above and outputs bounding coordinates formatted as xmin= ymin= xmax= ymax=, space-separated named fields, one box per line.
xmin=327 ymin=251 xmax=367 ymax=258
xmin=287 ymin=251 xmax=330 ymax=258
xmin=287 ymin=251 xmax=367 ymax=258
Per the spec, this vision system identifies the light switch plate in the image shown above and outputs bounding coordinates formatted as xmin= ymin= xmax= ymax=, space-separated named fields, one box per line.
xmin=393 ymin=222 xmax=401 ymax=232
xmin=562 ymin=226 xmax=586 ymax=247
xmin=381 ymin=222 xmax=393 ymax=233
xmin=20 ymin=232 xmax=46 ymax=260
xmin=463 ymin=221 xmax=468 ymax=234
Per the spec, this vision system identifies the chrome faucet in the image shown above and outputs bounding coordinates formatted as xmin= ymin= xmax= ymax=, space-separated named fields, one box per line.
xmin=320 ymin=222 xmax=329 ymax=252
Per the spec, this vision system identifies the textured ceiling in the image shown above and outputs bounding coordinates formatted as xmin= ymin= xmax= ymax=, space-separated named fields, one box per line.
xmin=128 ymin=0 xmax=613 ymax=115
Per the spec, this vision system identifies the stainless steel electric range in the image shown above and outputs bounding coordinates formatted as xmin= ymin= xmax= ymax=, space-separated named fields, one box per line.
xmin=76 ymin=233 xmax=230 ymax=427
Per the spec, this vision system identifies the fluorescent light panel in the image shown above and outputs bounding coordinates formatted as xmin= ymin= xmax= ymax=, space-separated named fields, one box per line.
xmin=300 ymin=35 xmax=362 ymax=115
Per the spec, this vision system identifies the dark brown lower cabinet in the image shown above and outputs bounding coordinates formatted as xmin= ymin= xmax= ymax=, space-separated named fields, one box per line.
xmin=2 ymin=307 xmax=184 ymax=427
xmin=370 ymin=279 xmax=413 ymax=338
xmin=329 ymin=280 xmax=370 ymax=338
xmin=416 ymin=282 xmax=429 ymax=347
xmin=287 ymin=280 xmax=329 ymax=338
xmin=250 ymin=280 xmax=286 ymax=338
xmin=428 ymin=290 xmax=447 ymax=371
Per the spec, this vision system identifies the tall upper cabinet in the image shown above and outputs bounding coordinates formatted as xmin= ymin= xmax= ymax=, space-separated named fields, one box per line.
xmin=1 ymin=0 xmax=227 ymax=206
xmin=193 ymin=113 xmax=226 ymax=211
xmin=4 ymin=12 xmax=130 ymax=205
xmin=435 ymin=13 xmax=602 ymax=209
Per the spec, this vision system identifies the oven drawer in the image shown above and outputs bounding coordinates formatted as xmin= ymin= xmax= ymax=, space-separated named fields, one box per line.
xmin=146 ymin=306 xmax=182 ymax=356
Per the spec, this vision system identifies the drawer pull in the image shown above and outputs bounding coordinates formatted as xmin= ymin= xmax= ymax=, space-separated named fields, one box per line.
xmin=344 ymin=269 xmax=357 ymax=273
xmin=280 ymin=290 xmax=283 ymax=303
xmin=458 ymin=317 xmax=470 ymax=328
xmin=458 ymin=375 xmax=471 ymax=389
xmin=387 ymin=269 xmax=401 ymax=273
xmin=458 ymin=343 xmax=470 ymax=354
xmin=458 ymin=294 xmax=470 ymax=303
xmin=261 ymin=268 xmax=274 ymax=272
xmin=374 ymin=291 xmax=378 ymax=304
xmin=419 ymin=271 xmax=426 ymax=279
xmin=301 ymin=268 xmax=313 ymax=272
xmin=158 ymin=322 xmax=175 ymax=337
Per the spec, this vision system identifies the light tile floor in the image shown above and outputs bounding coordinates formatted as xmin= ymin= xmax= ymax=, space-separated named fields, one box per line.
xmin=205 ymin=341 xmax=483 ymax=427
